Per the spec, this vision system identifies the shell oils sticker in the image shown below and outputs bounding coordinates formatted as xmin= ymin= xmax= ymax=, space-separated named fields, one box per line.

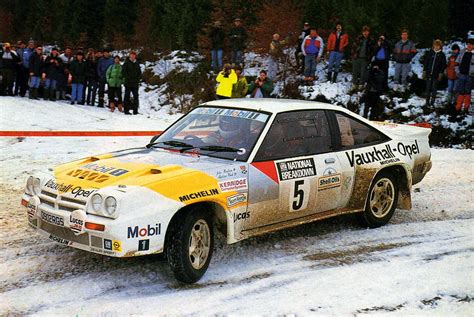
xmin=318 ymin=168 xmax=342 ymax=191
xmin=227 ymin=193 xmax=247 ymax=207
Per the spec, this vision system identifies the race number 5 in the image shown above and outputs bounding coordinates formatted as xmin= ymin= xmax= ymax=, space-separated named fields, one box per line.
xmin=290 ymin=179 xmax=310 ymax=212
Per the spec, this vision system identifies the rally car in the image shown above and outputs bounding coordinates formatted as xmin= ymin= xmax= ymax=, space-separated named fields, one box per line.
xmin=21 ymin=99 xmax=432 ymax=283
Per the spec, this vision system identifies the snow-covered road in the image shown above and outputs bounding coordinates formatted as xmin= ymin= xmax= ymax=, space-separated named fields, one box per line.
xmin=0 ymin=98 xmax=473 ymax=316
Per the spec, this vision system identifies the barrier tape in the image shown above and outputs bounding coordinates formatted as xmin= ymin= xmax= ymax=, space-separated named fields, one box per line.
xmin=0 ymin=131 xmax=162 ymax=137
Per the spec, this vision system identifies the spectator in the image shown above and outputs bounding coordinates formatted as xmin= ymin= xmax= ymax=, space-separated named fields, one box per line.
xmin=216 ymin=63 xmax=237 ymax=99
xmin=363 ymin=64 xmax=385 ymax=120
xmin=19 ymin=39 xmax=35 ymax=97
xmin=296 ymin=22 xmax=311 ymax=73
xmin=43 ymin=47 xmax=62 ymax=101
xmin=351 ymin=25 xmax=374 ymax=89
xmin=327 ymin=22 xmax=349 ymax=83
xmin=58 ymin=47 xmax=73 ymax=100
xmin=446 ymin=44 xmax=460 ymax=105
xmin=209 ymin=21 xmax=225 ymax=71
xmin=0 ymin=43 xmax=20 ymax=96
xmin=69 ymin=51 xmax=88 ymax=105
xmin=393 ymin=29 xmax=417 ymax=87
xmin=14 ymin=41 xmax=25 ymax=96
xmin=372 ymin=34 xmax=391 ymax=90
xmin=231 ymin=65 xmax=248 ymax=98
xmin=248 ymin=70 xmax=274 ymax=98
xmin=106 ymin=56 xmax=124 ymax=112
xmin=97 ymin=48 xmax=113 ymax=107
xmin=85 ymin=49 xmax=100 ymax=106
xmin=28 ymin=45 xmax=44 ymax=100
xmin=301 ymin=28 xmax=324 ymax=82
xmin=229 ymin=18 xmax=247 ymax=65
xmin=122 ymin=51 xmax=142 ymax=115
xmin=268 ymin=33 xmax=287 ymax=79
xmin=422 ymin=39 xmax=446 ymax=108
xmin=454 ymin=39 xmax=474 ymax=113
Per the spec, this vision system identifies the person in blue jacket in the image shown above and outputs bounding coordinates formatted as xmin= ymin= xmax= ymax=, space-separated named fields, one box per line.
xmin=97 ymin=48 xmax=113 ymax=107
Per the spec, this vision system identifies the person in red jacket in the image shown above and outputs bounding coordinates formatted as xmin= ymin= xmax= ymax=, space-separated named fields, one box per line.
xmin=446 ymin=44 xmax=460 ymax=105
xmin=326 ymin=22 xmax=349 ymax=83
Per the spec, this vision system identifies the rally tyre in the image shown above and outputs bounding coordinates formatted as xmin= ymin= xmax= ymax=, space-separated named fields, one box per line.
xmin=360 ymin=172 xmax=399 ymax=228
xmin=165 ymin=207 xmax=214 ymax=283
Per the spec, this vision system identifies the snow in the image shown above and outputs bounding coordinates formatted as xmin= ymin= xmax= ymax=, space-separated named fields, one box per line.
xmin=1 ymin=96 xmax=473 ymax=316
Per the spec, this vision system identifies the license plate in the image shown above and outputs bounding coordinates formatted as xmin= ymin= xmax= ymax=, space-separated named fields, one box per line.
xmin=41 ymin=210 xmax=64 ymax=227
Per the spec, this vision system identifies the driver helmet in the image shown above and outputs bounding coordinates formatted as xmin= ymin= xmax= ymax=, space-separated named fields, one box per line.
xmin=218 ymin=116 xmax=241 ymax=139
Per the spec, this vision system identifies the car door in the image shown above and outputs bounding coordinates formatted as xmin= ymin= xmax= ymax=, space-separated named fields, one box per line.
xmin=243 ymin=110 xmax=349 ymax=232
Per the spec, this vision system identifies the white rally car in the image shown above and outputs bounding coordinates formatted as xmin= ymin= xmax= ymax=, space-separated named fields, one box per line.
xmin=21 ymin=99 xmax=432 ymax=283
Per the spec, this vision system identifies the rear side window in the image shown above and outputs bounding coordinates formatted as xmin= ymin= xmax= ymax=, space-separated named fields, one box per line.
xmin=335 ymin=113 xmax=388 ymax=148
xmin=255 ymin=110 xmax=332 ymax=161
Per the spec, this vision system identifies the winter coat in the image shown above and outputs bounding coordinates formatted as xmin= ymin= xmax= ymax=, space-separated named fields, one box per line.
xmin=455 ymin=49 xmax=474 ymax=76
xmin=216 ymin=69 xmax=237 ymax=97
xmin=423 ymin=49 xmax=446 ymax=78
xmin=28 ymin=52 xmax=43 ymax=76
xmin=0 ymin=49 xmax=20 ymax=70
xmin=229 ymin=26 xmax=247 ymax=51
xmin=209 ymin=27 xmax=225 ymax=50
xmin=86 ymin=59 xmax=99 ymax=81
xmin=122 ymin=58 xmax=142 ymax=87
xmin=373 ymin=40 xmax=392 ymax=62
xmin=446 ymin=54 xmax=458 ymax=80
xmin=366 ymin=66 xmax=385 ymax=94
xmin=231 ymin=76 xmax=248 ymax=98
xmin=301 ymin=35 xmax=324 ymax=57
xmin=327 ymin=31 xmax=349 ymax=52
xmin=351 ymin=35 xmax=374 ymax=60
xmin=69 ymin=59 xmax=88 ymax=84
xmin=393 ymin=40 xmax=417 ymax=63
xmin=97 ymin=57 xmax=114 ymax=80
xmin=269 ymin=39 xmax=286 ymax=57
xmin=106 ymin=64 xmax=123 ymax=87
xmin=22 ymin=48 xmax=34 ymax=68
xmin=44 ymin=54 xmax=62 ymax=80
xmin=248 ymin=78 xmax=274 ymax=98
xmin=297 ymin=28 xmax=311 ymax=53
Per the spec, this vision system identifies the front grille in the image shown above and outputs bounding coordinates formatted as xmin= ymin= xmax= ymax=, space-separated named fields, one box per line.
xmin=39 ymin=189 xmax=87 ymax=213
xmin=40 ymin=220 xmax=89 ymax=245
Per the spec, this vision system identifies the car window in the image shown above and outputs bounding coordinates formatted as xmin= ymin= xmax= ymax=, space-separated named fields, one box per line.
xmin=155 ymin=107 xmax=269 ymax=161
xmin=255 ymin=110 xmax=332 ymax=161
xmin=335 ymin=113 xmax=388 ymax=148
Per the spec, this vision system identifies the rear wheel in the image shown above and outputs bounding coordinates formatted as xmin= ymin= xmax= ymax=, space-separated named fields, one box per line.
xmin=360 ymin=172 xmax=399 ymax=228
xmin=166 ymin=207 xmax=214 ymax=283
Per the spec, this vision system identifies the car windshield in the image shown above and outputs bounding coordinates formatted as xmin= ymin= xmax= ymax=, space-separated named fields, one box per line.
xmin=150 ymin=107 xmax=270 ymax=161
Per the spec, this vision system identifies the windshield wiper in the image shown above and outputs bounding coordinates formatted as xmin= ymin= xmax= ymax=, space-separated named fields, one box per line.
xmin=146 ymin=140 xmax=194 ymax=149
xmin=195 ymin=145 xmax=242 ymax=153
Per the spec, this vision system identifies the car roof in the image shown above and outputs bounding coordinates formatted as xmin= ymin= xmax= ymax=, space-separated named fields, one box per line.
xmin=203 ymin=98 xmax=347 ymax=114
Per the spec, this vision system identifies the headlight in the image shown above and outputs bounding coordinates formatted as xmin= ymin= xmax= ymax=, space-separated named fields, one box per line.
xmin=104 ymin=197 xmax=117 ymax=215
xmin=26 ymin=176 xmax=34 ymax=194
xmin=32 ymin=177 xmax=41 ymax=195
xmin=91 ymin=194 xmax=103 ymax=212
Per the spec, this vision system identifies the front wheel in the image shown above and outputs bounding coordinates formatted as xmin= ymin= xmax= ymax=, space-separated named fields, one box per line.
xmin=165 ymin=207 xmax=214 ymax=283
xmin=360 ymin=172 xmax=399 ymax=228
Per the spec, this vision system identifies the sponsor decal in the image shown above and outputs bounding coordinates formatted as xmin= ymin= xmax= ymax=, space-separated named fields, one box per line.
xmin=112 ymin=240 xmax=122 ymax=252
xmin=233 ymin=211 xmax=250 ymax=222
xmin=27 ymin=196 xmax=40 ymax=218
xmin=81 ymin=163 xmax=129 ymax=177
xmin=227 ymin=193 xmax=247 ymax=207
xmin=69 ymin=210 xmax=87 ymax=235
xmin=127 ymin=223 xmax=161 ymax=239
xmin=240 ymin=165 xmax=248 ymax=174
xmin=318 ymin=174 xmax=342 ymax=190
xmin=104 ymin=239 xmax=113 ymax=250
xmin=41 ymin=210 xmax=64 ymax=226
xmin=138 ymin=239 xmax=150 ymax=251
xmin=49 ymin=234 xmax=70 ymax=245
xmin=215 ymin=167 xmax=238 ymax=179
xmin=44 ymin=179 xmax=96 ymax=198
xmin=194 ymin=108 xmax=269 ymax=122
xmin=91 ymin=246 xmax=115 ymax=255
xmin=345 ymin=141 xmax=420 ymax=167
xmin=179 ymin=188 xmax=219 ymax=202
xmin=218 ymin=178 xmax=248 ymax=192
xmin=277 ymin=158 xmax=316 ymax=181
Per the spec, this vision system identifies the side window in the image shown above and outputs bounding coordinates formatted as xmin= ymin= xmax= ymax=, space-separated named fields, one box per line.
xmin=255 ymin=110 xmax=332 ymax=161
xmin=335 ymin=113 xmax=388 ymax=148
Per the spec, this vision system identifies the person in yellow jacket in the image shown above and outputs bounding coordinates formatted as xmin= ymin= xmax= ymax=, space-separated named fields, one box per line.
xmin=216 ymin=64 xmax=237 ymax=99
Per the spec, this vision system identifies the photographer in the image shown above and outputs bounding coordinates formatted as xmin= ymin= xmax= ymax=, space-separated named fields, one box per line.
xmin=248 ymin=70 xmax=274 ymax=98
xmin=216 ymin=64 xmax=237 ymax=99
